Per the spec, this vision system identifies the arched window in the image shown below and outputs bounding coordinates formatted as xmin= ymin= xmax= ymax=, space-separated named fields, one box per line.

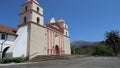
xmin=37 ymin=17 xmax=40 ymax=23
xmin=65 ymin=24 xmax=68 ymax=29
xmin=24 ymin=16 xmax=27 ymax=23
xmin=37 ymin=7 xmax=39 ymax=13
xmin=25 ymin=6 xmax=28 ymax=12
xmin=66 ymin=32 xmax=68 ymax=35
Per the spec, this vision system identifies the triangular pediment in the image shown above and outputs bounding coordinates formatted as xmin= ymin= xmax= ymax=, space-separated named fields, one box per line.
xmin=46 ymin=23 xmax=64 ymax=33
xmin=51 ymin=23 xmax=63 ymax=30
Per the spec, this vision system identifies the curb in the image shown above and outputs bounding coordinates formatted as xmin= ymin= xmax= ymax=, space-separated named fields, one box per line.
xmin=0 ymin=62 xmax=39 ymax=66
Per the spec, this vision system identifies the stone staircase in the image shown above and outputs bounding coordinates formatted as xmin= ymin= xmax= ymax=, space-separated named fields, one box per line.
xmin=29 ymin=55 xmax=70 ymax=62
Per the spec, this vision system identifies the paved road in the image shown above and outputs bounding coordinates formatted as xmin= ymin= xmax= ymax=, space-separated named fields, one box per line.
xmin=0 ymin=57 xmax=120 ymax=68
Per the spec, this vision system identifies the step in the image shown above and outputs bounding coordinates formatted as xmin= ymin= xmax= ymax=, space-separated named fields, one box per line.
xmin=29 ymin=55 xmax=70 ymax=62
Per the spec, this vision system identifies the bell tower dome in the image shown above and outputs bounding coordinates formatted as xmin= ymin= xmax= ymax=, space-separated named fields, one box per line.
xmin=19 ymin=0 xmax=44 ymax=26
xmin=27 ymin=0 xmax=39 ymax=4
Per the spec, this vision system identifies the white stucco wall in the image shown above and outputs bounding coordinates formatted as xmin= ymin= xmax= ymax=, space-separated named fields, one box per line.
xmin=20 ymin=11 xmax=30 ymax=24
xmin=0 ymin=33 xmax=16 ymax=58
xmin=29 ymin=23 xmax=47 ymax=59
xmin=0 ymin=33 xmax=16 ymax=42
xmin=63 ymin=23 xmax=69 ymax=37
xmin=31 ymin=11 xmax=44 ymax=25
xmin=64 ymin=30 xmax=69 ymax=37
xmin=22 ymin=1 xmax=43 ymax=15
xmin=0 ymin=41 xmax=13 ymax=51
xmin=20 ymin=1 xmax=44 ymax=25
xmin=64 ymin=37 xmax=71 ymax=54
xmin=32 ymin=2 xmax=43 ymax=15
xmin=7 ymin=25 xmax=28 ymax=57
xmin=20 ymin=11 xmax=44 ymax=25
xmin=22 ymin=2 xmax=31 ymax=13
xmin=63 ymin=23 xmax=71 ymax=54
xmin=7 ymin=35 xmax=16 ymax=42
xmin=0 ymin=33 xmax=16 ymax=51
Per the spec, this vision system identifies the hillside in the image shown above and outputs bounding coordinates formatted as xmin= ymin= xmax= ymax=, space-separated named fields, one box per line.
xmin=71 ymin=40 xmax=99 ymax=48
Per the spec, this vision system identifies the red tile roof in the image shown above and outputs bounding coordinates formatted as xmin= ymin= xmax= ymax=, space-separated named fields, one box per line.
xmin=0 ymin=24 xmax=17 ymax=35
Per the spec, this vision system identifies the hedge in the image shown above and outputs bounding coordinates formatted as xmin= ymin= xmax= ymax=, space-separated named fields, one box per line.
xmin=0 ymin=57 xmax=29 ymax=64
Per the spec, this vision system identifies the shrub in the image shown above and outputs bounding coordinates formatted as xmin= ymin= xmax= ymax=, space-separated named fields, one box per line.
xmin=0 ymin=57 xmax=12 ymax=63
xmin=71 ymin=46 xmax=76 ymax=54
xmin=0 ymin=57 xmax=28 ymax=64
xmin=92 ymin=44 xmax=113 ymax=56
xmin=78 ymin=46 xmax=95 ymax=55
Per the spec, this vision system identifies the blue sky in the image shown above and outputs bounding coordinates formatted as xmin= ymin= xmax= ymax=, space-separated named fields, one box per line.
xmin=0 ymin=0 xmax=120 ymax=42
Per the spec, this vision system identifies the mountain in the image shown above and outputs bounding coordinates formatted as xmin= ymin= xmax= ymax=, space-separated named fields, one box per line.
xmin=71 ymin=40 xmax=99 ymax=48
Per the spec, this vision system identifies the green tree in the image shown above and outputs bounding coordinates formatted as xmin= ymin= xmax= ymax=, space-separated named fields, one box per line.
xmin=71 ymin=46 xmax=75 ymax=54
xmin=71 ymin=46 xmax=81 ymax=55
xmin=105 ymin=30 xmax=120 ymax=56
xmin=92 ymin=44 xmax=113 ymax=56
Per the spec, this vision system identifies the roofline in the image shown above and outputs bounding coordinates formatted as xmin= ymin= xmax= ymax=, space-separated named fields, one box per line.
xmin=0 ymin=32 xmax=18 ymax=36
xmin=21 ymin=0 xmax=43 ymax=9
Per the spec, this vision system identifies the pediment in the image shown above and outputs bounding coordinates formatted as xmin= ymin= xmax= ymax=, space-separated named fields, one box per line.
xmin=46 ymin=23 xmax=64 ymax=33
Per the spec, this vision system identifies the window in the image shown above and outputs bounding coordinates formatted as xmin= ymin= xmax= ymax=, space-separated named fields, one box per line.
xmin=66 ymin=32 xmax=68 ymax=35
xmin=1 ymin=34 xmax=6 ymax=40
xmin=25 ymin=6 xmax=28 ymax=12
xmin=37 ymin=17 xmax=40 ymax=23
xmin=65 ymin=25 xmax=67 ymax=29
xmin=37 ymin=7 xmax=39 ymax=13
xmin=24 ymin=16 xmax=27 ymax=23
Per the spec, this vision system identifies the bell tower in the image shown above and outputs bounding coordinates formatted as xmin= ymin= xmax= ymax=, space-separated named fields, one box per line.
xmin=58 ymin=18 xmax=69 ymax=37
xmin=19 ymin=0 xmax=44 ymax=25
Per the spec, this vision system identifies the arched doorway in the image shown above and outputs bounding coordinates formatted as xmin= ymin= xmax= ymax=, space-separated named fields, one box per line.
xmin=2 ymin=47 xmax=10 ymax=58
xmin=55 ymin=45 xmax=60 ymax=55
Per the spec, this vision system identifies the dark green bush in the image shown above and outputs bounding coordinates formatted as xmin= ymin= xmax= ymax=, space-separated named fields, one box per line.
xmin=0 ymin=57 xmax=12 ymax=63
xmin=92 ymin=44 xmax=113 ymax=56
xmin=0 ymin=57 xmax=28 ymax=64
xmin=71 ymin=45 xmax=95 ymax=55
xmin=71 ymin=46 xmax=76 ymax=54
xmin=77 ymin=46 xmax=95 ymax=55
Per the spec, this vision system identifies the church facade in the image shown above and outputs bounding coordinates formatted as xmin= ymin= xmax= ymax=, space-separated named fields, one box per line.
xmin=0 ymin=0 xmax=71 ymax=59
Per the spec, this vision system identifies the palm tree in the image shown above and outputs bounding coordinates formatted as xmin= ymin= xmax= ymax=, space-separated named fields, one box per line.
xmin=105 ymin=30 xmax=120 ymax=56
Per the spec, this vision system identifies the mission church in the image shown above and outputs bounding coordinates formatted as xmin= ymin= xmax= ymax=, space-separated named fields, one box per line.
xmin=0 ymin=0 xmax=71 ymax=59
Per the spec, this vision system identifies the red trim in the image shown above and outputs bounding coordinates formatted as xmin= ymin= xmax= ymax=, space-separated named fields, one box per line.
xmin=50 ymin=31 xmax=52 ymax=55
xmin=59 ymin=35 xmax=61 ymax=54
xmin=30 ymin=1 xmax=33 ymax=21
xmin=21 ymin=0 xmax=43 ymax=9
xmin=20 ymin=9 xmax=44 ymax=17
xmin=30 ymin=12 xmax=32 ymax=21
xmin=51 ymin=31 xmax=53 ymax=54
xmin=49 ymin=30 xmax=50 ymax=55
xmin=53 ymin=32 xmax=55 ymax=54
xmin=47 ymin=30 xmax=48 ymax=55
xmin=62 ymin=35 xmax=65 ymax=54
xmin=18 ymin=21 xmax=46 ymax=28
xmin=46 ymin=23 xmax=64 ymax=33
xmin=61 ymin=35 xmax=62 ymax=54
xmin=46 ymin=26 xmax=63 ymax=35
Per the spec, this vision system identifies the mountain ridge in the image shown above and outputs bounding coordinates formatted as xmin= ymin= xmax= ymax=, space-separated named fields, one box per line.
xmin=71 ymin=40 xmax=99 ymax=48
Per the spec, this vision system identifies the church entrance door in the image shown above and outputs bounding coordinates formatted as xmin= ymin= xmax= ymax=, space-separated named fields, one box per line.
xmin=55 ymin=45 xmax=60 ymax=55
